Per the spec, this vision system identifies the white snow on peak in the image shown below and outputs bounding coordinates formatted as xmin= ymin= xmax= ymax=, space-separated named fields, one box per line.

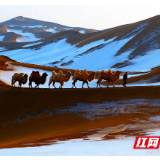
xmin=7 ymin=28 xmax=41 ymax=42
xmin=79 ymin=30 xmax=85 ymax=34
xmin=45 ymin=28 xmax=58 ymax=33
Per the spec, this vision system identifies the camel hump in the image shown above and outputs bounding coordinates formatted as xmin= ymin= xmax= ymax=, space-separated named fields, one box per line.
xmin=36 ymin=71 xmax=40 ymax=74
xmin=14 ymin=73 xmax=19 ymax=75
xmin=58 ymin=70 xmax=63 ymax=75
xmin=108 ymin=68 xmax=112 ymax=74
xmin=13 ymin=73 xmax=24 ymax=77
xmin=31 ymin=71 xmax=41 ymax=77
xmin=52 ymin=71 xmax=57 ymax=75
xmin=82 ymin=69 xmax=87 ymax=75
xmin=74 ymin=69 xmax=81 ymax=74
xmin=19 ymin=73 xmax=24 ymax=76
xmin=101 ymin=70 xmax=106 ymax=73
xmin=32 ymin=71 xmax=39 ymax=74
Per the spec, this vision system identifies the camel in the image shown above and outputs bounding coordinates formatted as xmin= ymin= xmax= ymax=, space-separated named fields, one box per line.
xmin=11 ymin=73 xmax=28 ymax=88
xmin=48 ymin=70 xmax=71 ymax=89
xmin=72 ymin=69 xmax=96 ymax=88
xmin=29 ymin=71 xmax=48 ymax=88
xmin=97 ymin=69 xmax=121 ymax=88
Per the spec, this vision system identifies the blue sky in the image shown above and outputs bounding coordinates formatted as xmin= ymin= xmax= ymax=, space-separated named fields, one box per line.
xmin=0 ymin=3 xmax=160 ymax=30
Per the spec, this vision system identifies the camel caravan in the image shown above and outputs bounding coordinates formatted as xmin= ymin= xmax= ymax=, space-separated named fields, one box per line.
xmin=11 ymin=68 xmax=121 ymax=89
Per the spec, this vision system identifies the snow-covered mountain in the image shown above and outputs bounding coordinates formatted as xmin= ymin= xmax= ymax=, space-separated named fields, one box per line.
xmin=0 ymin=16 xmax=96 ymax=42
xmin=1 ymin=15 xmax=160 ymax=71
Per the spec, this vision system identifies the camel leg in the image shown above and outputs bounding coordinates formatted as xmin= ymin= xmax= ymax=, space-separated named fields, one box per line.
xmin=48 ymin=81 xmax=51 ymax=88
xmin=12 ymin=79 xmax=16 ymax=88
xmin=59 ymin=83 xmax=61 ymax=89
xmin=35 ymin=84 xmax=39 ymax=89
xmin=35 ymin=83 xmax=38 ymax=88
xmin=29 ymin=81 xmax=32 ymax=88
xmin=48 ymin=78 xmax=52 ymax=88
xmin=82 ymin=81 xmax=85 ymax=88
xmin=112 ymin=81 xmax=115 ymax=87
xmin=86 ymin=81 xmax=90 ymax=88
xmin=97 ymin=79 xmax=102 ymax=88
xmin=12 ymin=79 xmax=15 ymax=88
xmin=14 ymin=80 xmax=17 ymax=88
xmin=19 ymin=81 xmax=22 ymax=89
xmin=72 ymin=80 xmax=77 ymax=88
xmin=72 ymin=81 xmax=75 ymax=88
xmin=62 ymin=81 xmax=64 ymax=88
xmin=53 ymin=81 xmax=57 ymax=89
xmin=97 ymin=80 xmax=99 ymax=88
xmin=60 ymin=81 xmax=64 ymax=89
xmin=107 ymin=81 xmax=110 ymax=88
xmin=11 ymin=79 xmax=14 ymax=88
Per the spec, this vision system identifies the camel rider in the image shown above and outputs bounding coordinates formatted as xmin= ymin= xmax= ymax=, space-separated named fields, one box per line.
xmin=123 ymin=72 xmax=127 ymax=87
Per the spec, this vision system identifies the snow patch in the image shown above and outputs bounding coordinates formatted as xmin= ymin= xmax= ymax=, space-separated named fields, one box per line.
xmin=7 ymin=28 xmax=41 ymax=42
xmin=0 ymin=36 xmax=5 ymax=41
xmin=79 ymin=30 xmax=85 ymax=34
xmin=45 ymin=28 xmax=58 ymax=33
xmin=23 ymin=42 xmax=43 ymax=47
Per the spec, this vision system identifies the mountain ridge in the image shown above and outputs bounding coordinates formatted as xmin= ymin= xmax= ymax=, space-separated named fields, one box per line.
xmin=1 ymin=15 xmax=160 ymax=71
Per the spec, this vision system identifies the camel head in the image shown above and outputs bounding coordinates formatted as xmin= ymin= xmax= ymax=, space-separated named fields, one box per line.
xmin=95 ymin=71 xmax=101 ymax=79
xmin=64 ymin=71 xmax=71 ymax=82
xmin=22 ymin=74 xmax=28 ymax=84
xmin=113 ymin=70 xmax=121 ymax=82
xmin=88 ymin=71 xmax=96 ymax=82
xmin=40 ymin=72 xmax=48 ymax=84
xmin=42 ymin=72 xmax=48 ymax=77
xmin=67 ymin=71 xmax=71 ymax=76
xmin=24 ymin=74 xmax=28 ymax=78
xmin=115 ymin=70 xmax=121 ymax=76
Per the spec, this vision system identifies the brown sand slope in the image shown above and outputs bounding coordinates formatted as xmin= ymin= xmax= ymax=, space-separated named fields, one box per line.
xmin=0 ymin=56 xmax=16 ymax=86
xmin=0 ymin=86 xmax=160 ymax=148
